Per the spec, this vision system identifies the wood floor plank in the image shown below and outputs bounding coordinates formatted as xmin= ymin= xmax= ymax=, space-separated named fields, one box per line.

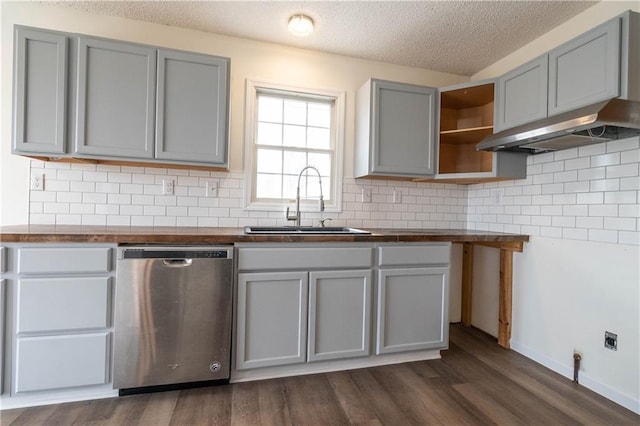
xmin=136 ymin=390 xmax=179 ymax=426
xmin=347 ymin=368 xmax=412 ymax=425
xmin=453 ymin=382 xmax=526 ymax=425
xmin=169 ymin=385 xmax=232 ymax=425
xmin=256 ymin=379 xmax=293 ymax=426
xmin=230 ymin=382 xmax=261 ymax=425
xmin=1 ymin=404 xmax=57 ymax=425
xmin=368 ymin=364 xmax=443 ymax=425
xmin=282 ymin=374 xmax=350 ymax=425
xmin=325 ymin=371 xmax=382 ymax=425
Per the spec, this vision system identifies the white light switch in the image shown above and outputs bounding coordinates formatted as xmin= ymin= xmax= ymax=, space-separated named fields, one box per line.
xmin=393 ymin=190 xmax=402 ymax=204
xmin=206 ymin=181 xmax=218 ymax=197
xmin=361 ymin=187 xmax=371 ymax=203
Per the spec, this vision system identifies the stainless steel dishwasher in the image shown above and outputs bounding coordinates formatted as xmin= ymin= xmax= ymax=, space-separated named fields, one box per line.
xmin=113 ymin=246 xmax=232 ymax=393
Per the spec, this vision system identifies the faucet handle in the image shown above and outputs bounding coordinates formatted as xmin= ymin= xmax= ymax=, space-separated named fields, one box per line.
xmin=319 ymin=217 xmax=332 ymax=227
xmin=286 ymin=207 xmax=298 ymax=222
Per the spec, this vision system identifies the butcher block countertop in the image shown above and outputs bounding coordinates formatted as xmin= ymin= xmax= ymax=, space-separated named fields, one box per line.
xmin=0 ymin=225 xmax=529 ymax=246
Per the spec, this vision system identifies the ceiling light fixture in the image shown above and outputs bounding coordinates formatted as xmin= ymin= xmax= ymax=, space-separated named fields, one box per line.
xmin=288 ymin=14 xmax=314 ymax=37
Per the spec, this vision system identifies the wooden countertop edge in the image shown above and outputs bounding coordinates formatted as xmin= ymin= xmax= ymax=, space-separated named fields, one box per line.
xmin=0 ymin=226 xmax=529 ymax=250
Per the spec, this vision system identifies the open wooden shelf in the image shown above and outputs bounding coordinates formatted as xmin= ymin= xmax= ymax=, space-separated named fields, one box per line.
xmin=438 ymin=82 xmax=495 ymax=175
xmin=440 ymin=125 xmax=494 ymax=145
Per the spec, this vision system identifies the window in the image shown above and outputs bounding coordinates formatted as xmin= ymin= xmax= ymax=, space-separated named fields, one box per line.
xmin=245 ymin=80 xmax=344 ymax=211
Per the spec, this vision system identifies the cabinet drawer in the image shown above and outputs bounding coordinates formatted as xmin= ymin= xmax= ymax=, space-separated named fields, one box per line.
xmin=17 ymin=277 xmax=110 ymax=333
xmin=378 ymin=244 xmax=450 ymax=267
xmin=15 ymin=333 xmax=110 ymax=393
xmin=17 ymin=247 xmax=111 ymax=274
xmin=238 ymin=246 xmax=373 ymax=271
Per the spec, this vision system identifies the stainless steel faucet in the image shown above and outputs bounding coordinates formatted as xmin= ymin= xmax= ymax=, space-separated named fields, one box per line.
xmin=286 ymin=166 xmax=324 ymax=226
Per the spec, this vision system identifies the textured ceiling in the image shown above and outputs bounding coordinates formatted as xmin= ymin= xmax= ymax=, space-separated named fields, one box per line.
xmin=44 ymin=1 xmax=598 ymax=76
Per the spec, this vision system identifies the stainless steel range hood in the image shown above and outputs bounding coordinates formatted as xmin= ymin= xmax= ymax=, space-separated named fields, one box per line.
xmin=477 ymin=98 xmax=640 ymax=154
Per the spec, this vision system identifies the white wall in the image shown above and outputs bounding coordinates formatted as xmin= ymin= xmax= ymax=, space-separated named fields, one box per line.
xmin=468 ymin=1 xmax=640 ymax=414
xmin=0 ymin=1 xmax=467 ymax=226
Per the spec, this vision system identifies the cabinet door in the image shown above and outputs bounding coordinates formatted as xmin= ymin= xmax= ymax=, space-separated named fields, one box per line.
xmin=376 ymin=267 xmax=448 ymax=354
xmin=495 ymin=56 xmax=548 ymax=132
xmin=236 ymin=272 xmax=308 ymax=370
xmin=308 ymin=270 xmax=372 ymax=362
xmin=156 ymin=50 xmax=229 ymax=165
xmin=372 ymin=80 xmax=436 ymax=176
xmin=548 ymin=18 xmax=621 ymax=116
xmin=15 ymin=333 xmax=110 ymax=393
xmin=76 ymin=37 xmax=156 ymax=159
xmin=13 ymin=27 xmax=68 ymax=155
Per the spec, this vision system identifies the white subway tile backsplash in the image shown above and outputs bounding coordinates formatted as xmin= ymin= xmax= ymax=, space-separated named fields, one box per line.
xmin=604 ymin=191 xmax=637 ymax=204
xmin=606 ymin=163 xmax=639 ymax=179
xmin=26 ymin=138 xmax=640 ymax=244
xmin=591 ymin=152 xmax=620 ymax=167
xmin=578 ymin=143 xmax=606 ymax=157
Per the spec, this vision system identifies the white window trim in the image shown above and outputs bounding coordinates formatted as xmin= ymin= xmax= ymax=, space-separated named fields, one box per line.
xmin=243 ymin=79 xmax=345 ymax=213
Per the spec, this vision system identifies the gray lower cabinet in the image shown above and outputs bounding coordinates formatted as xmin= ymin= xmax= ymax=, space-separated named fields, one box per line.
xmin=307 ymin=270 xmax=372 ymax=362
xmin=355 ymin=79 xmax=437 ymax=178
xmin=236 ymin=272 xmax=308 ymax=370
xmin=156 ymin=50 xmax=229 ymax=165
xmin=376 ymin=244 xmax=450 ymax=355
xmin=376 ymin=267 xmax=449 ymax=354
xmin=495 ymin=56 xmax=548 ymax=132
xmin=75 ymin=36 xmax=156 ymax=159
xmin=5 ymin=244 xmax=114 ymax=396
xmin=12 ymin=27 xmax=68 ymax=155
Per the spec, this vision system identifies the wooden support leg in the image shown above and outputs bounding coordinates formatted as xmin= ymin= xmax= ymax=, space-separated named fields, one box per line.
xmin=461 ymin=243 xmax=473 ymax=327
xmin=498 ymin=249 xmax=514 ymax=349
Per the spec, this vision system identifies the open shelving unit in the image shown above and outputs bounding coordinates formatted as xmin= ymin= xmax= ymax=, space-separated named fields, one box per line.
xmin=438 ymin=82 xmax=496 ymax=176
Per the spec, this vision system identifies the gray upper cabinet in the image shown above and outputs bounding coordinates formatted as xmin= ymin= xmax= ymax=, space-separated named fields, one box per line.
xmin=75 ymin=37 xmax=156 ymax=159
xmin=156 ymin=50 xmax=229 ymax=165
xmin=13 ymin=26 xmax=231 ymax=167
xmin=355 ymin=79 xmax=437 ymax=178
xmin=13 ymin=27 xmax=68 ymax=155
xmin=548 ymin=17 xmax=621 ymax=116
xmin=493 ymin=11 xmax=638 ymax=132
xmin=495 ymin=56 xmax=548 ymax=132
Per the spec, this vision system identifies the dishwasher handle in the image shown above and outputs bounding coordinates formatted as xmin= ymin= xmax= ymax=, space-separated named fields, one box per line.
xmin=162 ymin=259 xmax=193 ymax=268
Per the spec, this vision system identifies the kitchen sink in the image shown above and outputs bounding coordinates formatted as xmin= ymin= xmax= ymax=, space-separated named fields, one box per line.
xmin=244 ymin=226 xmax=371 ymax=235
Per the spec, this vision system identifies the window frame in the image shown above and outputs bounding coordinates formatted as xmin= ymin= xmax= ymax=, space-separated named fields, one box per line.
xmin=244 ymin=79 xmax=345 ymax=212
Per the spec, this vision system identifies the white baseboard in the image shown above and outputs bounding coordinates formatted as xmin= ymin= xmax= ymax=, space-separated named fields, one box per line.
xmin=0 ymin=388 xmax=118 ymax=410
xmin=510 ymin=340 xmax=640 ymax=415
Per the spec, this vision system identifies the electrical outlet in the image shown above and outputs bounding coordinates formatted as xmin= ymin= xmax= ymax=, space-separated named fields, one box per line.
xmin=393 ymin=190 xmax=402 ymax=204
xmin=490 ymin=188 xmax=504 ymax=206
xmin=604 ymin=331 xmax=617 ymax=351
xmin=206 ymin=181 xmax=218 ymax=197
xmin=361 ymin=187 xmax=371 ymax=203
xmin=31 ymin=174 xmax=45 ymax=191
xmin=162 ymin=179 xmax=174 ymax=195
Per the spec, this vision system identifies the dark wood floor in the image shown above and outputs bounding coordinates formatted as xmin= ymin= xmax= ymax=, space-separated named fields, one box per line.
xmin=2 ymin=324 xmax=638 ymax=425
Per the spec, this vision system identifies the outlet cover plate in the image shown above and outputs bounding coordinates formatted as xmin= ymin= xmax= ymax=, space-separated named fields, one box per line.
xmin=604 ymin=331 xmax=617 ymax=351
